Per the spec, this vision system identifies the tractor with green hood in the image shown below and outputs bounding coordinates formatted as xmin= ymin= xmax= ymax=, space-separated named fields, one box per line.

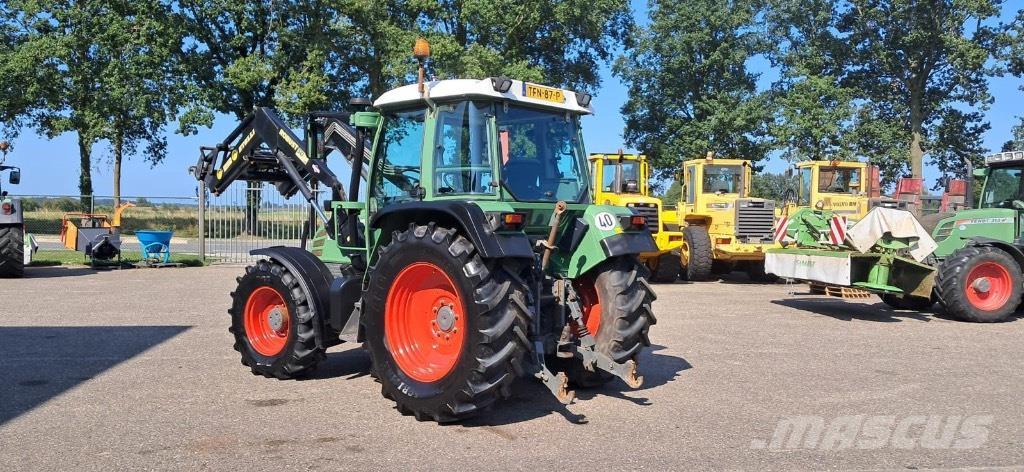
xmin=193 ymin=40 xmax=658 ymax=422
xmin=767 ymin=150 xmax=1024 ymax=323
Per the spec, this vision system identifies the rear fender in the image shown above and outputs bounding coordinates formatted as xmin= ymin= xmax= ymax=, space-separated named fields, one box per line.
xmin=557 ymin=205 xmax=657 ymax=279
xmin=368 ymin=201 xmax=534 ymax=260
xmin=249 ymin=247 xmax=338 ymax=348
xmin=967 ymin=237 xmax=1024 ymax=269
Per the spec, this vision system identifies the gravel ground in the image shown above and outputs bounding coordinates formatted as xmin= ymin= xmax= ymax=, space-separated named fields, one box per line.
xmin=1 ymin=265 xmax=1022 ymax=471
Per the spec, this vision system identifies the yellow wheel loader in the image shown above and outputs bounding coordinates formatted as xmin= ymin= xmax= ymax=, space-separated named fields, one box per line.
xmin=590 ymin=152 xmax=684 ymax=282
xmin=786 ymin=160 xmax=881 ymax=221
xmin=675 ymin=154 xmax=778 ymax=281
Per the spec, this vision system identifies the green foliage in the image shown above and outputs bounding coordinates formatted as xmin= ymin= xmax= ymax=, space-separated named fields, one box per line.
xmin=0 ymin=0 xmax=187 ymax=199
xmin=750 ymin=172 xmax=796 ymax=202
xmin=838 ymin=0 xmax=1012 ymax=181
xmin=615 ymin=0 xmax=772 ymax=180
xmin=660 ymin=181 xmax=681 ymax=207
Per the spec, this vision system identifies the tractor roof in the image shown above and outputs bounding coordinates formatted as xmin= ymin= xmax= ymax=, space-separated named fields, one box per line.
xmin=373 ymin=79 xmax=593 ymax=115
xmin=682 ymin=157 xmax=751 ymax=166
xmin=589 ymin=153 xmax=646 ymax=161
xmin=796 ymin=160 xmax=867 ymax=169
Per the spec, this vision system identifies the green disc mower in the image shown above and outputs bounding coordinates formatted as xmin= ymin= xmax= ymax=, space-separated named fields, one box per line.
xmin=768 ymin=150 xmax=1024 ymax=323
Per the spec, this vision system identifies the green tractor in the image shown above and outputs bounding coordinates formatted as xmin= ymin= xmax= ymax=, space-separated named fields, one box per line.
xmin=193 ymin=45 xmax=658 ymax=422
xmin=767 ymin=150 xmax=1024 ymax=323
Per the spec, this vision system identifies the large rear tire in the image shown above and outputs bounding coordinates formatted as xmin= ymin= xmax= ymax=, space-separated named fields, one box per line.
xmin=648 ymin=253 xmax=680 ymax=283
xmin=564 ymin=256 xmax=657 ymax=387
xmin=936 ymin=246 xmax=1022 ymax=322
xmin=0 ymin=225 xmax=24 ymax=278
xmin=680 ymin=225 xmax=713 ymax=281
xmin=746 ymin=261 xmax=778 ymax=283
xmin=229 ymin=259 xmax=326 ymax=379
xmin=362 ymin=223 xmax=529 ymax=422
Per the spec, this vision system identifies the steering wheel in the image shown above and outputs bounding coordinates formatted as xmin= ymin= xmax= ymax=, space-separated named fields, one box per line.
xmin=782 ymin=188 xmax=797 ymax=205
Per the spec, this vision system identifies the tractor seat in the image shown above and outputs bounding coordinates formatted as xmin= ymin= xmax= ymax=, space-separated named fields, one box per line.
xmin=502 ymin=160 xmax=544 ymax=199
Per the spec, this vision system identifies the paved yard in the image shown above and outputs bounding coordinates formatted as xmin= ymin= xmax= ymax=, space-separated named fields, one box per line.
xmin=1 ymin=265 xmax=1022 ymax=470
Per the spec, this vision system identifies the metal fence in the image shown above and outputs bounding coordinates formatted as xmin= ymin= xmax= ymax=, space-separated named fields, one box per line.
xmin=14 ymin=183 xmax=318 ymax=264
xmin=201 ymin=182 xmax=320 ymax=264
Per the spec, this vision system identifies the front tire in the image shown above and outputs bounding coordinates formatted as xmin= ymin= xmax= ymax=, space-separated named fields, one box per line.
xmin=0 ymin=225 xmax=25 ymax=278
xmin=565 ymin=257 xmax=657 ymax=387
xmin=229 ymin=259 xmax=326 ymax=379
xmin=936 ymin=246 xmax=1022 ymax=322
xmin=362 ymin=223 xmax=529 ymax=422
xmin=680 ymin=225 xmax=713 ymax=281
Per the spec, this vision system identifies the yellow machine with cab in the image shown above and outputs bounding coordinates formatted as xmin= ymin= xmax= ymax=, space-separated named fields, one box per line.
xmin=589 ymin=151 xmax=684 ymax=281
xmin=676 ymin=154 xmax=777 ymax=281
xmin=787 ymin=160 xmax=881 ymax=221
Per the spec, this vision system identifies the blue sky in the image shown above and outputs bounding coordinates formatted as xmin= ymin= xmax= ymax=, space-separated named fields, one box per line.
xmin=4 ymin=0 xmax=1022 ymax=197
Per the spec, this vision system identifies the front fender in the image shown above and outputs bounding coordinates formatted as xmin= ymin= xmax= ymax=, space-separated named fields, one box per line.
xmin=249 ymin=246 xmax=336 ymax=348
xmin=554 ymin=205 xmax=656 ymax=279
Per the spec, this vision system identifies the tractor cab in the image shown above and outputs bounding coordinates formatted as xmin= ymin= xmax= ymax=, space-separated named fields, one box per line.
xmin=932 ymin=151 xmax=1024 ymax=256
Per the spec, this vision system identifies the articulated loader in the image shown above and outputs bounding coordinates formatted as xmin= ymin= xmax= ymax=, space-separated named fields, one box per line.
xmin=589 ymin=151 xmax=684 ymax=282
xmin=787 ymin=160 xmax=880 ymax=221
xmin=193 ymin=40 xmax=658 ymax=422
xmin=768 ymin=150 xmax=1024 ymax=323
xmin=675 ymin=154 xmax=778 ymax=281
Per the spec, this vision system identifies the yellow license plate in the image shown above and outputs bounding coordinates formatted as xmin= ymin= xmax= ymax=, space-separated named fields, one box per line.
xmin=523 ymin=83 xmax=565 ymax=103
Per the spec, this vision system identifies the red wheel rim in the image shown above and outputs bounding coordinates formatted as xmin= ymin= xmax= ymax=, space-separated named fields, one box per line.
xmin=385 ymin=262 xmax=467 ymax=383
xmin=965 ymin=261 xmax=1013 ymax=311
xmin=244 ymin=286 xmax=290 ymax=357
xmin=574 ymin=279 xmax=602 ymax=335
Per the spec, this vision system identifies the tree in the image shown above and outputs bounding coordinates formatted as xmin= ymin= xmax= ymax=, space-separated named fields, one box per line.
xmin=97 ymin=1 xmax=187 ymax=205
xmin=838 ymin=0 xmax=1010 ymax=181
xmin=0 ymin=1 xmax=184 ymax=206
xmin=765 ymin=0 xmax=858 ymax=162
xmin=615 ymin=0 xmax=772 ymax=180
xmin=0 ymin=1 xmax=112 ymax=205
xmin=750 ymin=172 xmax=796 ymax=202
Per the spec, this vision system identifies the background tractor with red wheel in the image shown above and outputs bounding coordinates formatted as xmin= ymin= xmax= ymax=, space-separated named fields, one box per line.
xmin=192 ymin=41 xmax=658 ymax=422
xmin=767 ymin=150 xmax=1024 ymax=323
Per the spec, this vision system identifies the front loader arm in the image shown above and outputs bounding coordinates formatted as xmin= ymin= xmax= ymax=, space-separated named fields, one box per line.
xmin=194 ymin=107 xmax=368 ymax=224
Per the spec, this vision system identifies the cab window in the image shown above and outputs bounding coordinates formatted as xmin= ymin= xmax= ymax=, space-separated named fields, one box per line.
xmin=373 ymin=109 xmax=425 ymax=204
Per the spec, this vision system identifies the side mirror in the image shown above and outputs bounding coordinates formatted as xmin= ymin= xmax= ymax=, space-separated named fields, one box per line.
xmin=972 ymin=168 xmax=987 ymax=178
xmin=784 ymin=168 xmax=793 ymax=178
xmin=8 ymin=169 xmax=19 ymax=185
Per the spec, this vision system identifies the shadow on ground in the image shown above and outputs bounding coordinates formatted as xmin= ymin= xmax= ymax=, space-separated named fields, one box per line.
xmin=296 ymin=343 xmax=690 ymax=426
xmin=23 ymin=266 xmax=102 ymax=278
xmin=0 ymin=325 xmax=191 ymax=426
xmin=463 ymin=344 xmax=691 ymax=427
xmin=772 ymin=297 xmax=933 ymax=322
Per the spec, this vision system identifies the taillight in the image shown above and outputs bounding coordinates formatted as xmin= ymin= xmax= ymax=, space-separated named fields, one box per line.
xmin=499 ymin=212 xmax=526 ymax=231
xmin=1 ymin=202 xmax=12 ymax=215
xmin=620 ymin=214 xmax=646 ymax=231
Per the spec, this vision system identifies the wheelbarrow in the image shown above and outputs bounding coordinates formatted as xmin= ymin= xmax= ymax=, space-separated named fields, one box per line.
xmin=136 ymin=230 xmax=173 ymax=264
